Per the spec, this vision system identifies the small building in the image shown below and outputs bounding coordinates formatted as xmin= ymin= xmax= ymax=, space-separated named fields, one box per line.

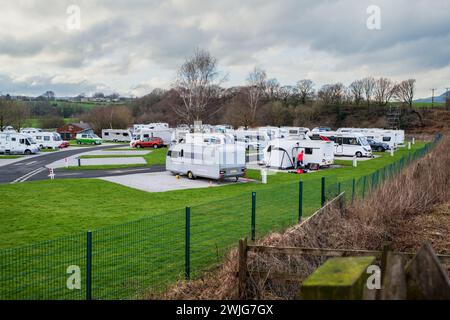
xmin=56 ymin=122 xmax=93 ymax=140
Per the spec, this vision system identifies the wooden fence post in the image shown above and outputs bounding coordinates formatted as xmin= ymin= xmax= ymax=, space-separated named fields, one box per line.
xmin=238 ymin=238 xmax=248 ymax=299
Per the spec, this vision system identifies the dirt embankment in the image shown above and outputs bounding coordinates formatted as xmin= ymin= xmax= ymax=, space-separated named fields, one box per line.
xmin=163 ymin=136 xmax=450 ymax=300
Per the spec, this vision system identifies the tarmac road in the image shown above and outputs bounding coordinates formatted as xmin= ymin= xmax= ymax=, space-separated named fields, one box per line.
xmin=0 ymin=145 xmax=165 ymax=184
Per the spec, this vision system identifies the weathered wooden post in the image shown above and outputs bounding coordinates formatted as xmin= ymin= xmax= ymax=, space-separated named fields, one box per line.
xmin=238 ymin=238 xmax=248 ymax=299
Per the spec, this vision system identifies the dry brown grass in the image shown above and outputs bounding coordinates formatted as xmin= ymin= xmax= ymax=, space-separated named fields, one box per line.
xmin=163 ymin=136 xmax=450 ymax=300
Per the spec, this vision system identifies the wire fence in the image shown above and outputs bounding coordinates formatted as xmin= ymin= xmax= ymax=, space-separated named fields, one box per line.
xmin=0 ymin=133 xmax=442 ymax=300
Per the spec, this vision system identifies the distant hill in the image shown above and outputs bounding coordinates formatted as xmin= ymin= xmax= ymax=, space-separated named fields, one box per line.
xmin=415 ymin=91 xmax=449 ymax=103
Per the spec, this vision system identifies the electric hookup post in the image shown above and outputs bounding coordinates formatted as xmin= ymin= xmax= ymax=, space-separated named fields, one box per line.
xmin=251 ymin=192 xmax=256 ymax=241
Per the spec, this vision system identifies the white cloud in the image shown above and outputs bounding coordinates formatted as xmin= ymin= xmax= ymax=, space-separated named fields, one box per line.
xmin=0 ymin=0 xmax=449 ymax=98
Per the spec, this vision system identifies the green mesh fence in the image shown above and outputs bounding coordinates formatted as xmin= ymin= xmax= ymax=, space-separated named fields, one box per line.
xmin=0 ymin=135 xmax=442 ymax=299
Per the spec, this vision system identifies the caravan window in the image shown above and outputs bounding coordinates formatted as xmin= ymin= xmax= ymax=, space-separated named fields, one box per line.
xmin=44 ymin=136 xmax=50 ymax=141
xmin=383 ymin=137 xmax=391 ymax=142
xmin=11 ymin=137 xmax=16 ymax=142
xmin=336 ymin=137 xmax=343 ymax=145
xmin=123 ymin=132 xmax=129 ymax=137
xmin=180 ymin=149 xmax=184 ymax=157
xmin=36 ymin=136 xmax=42 ymax=140
xmin=305 ymin=148 xmax=313 ymax=155
xmin=104 ymin=132 xmax=109 ymax=136
xmin=19 ymin=138 xmax=26 ymax=144
xmin=344 ymin=137 xmax=359 ymax=145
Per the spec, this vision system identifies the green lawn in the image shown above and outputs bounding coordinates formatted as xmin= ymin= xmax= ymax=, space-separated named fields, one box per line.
xmin=0 ymin=142 xmax=428 ymax=299
xmin=0 ymin=155 xmax=22 ymax=159
xmin=0 ymin=143 xmax=424 ymax=248
xmin=66 ymin=148 xmax=167 ymax=170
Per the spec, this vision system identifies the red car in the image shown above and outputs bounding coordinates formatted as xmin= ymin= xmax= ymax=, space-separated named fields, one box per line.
xmin=132 ymin=137 xmax=163 ymax=149
xmin=59 ymin=141 xmax=70 ymax=148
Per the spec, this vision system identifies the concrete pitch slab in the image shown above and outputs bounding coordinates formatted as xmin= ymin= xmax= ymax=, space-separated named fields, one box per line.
xmin=48 ymin=156 xmax=146 ymax=168
xmin=99 ymin=171 xmax=252 ymax=192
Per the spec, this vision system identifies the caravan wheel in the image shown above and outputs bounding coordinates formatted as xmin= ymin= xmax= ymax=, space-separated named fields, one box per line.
xmin=24 ymin=149 xmax=31 ymax=155
xmin=356 ymin=151 xmax=363 ymax=158
xmin=187 ymin=171 xmax=195 ymax=180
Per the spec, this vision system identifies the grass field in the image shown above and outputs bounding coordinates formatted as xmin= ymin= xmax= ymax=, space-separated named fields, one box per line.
xmin=0 ymin=141 xmax=430 ymax=299
xmin=0 ymin=143 xmax=424 ymax=248
xmin=67 ymin=148 xmax=166 ymax=170
xmin=0 ymin=155 xmax=22 ymax=159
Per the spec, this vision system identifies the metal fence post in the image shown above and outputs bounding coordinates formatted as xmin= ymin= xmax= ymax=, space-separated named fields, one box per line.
xmin=321 ymin=177 xmax=326 ymax=206
xmin=362 ymin=175 xmax=367 ymax=199
xmin=78 ymin=158 xmax=81 ymax=167
xmin=352 ymin=178 xmax=355 ymax=203
xmin=86 ymin=230 xmax=92 ymax=300
xmin=185 ymin=207 xmax=191 ymax=280
xmin=298 ymin=181 xmax=303 ymax=223
xmin=251 ymin=192 xmax=256 ymax=241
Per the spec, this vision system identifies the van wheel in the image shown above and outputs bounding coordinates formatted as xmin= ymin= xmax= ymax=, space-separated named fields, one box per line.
xmin=187 ymin=171 xmax=195 ymax=180
xmin=136 ymin=144 xmax=141 ymax=149
xmin=153 ymin=145 xmax=158 ymax=149
xmin=235 ymin=177 xmax=239 ymax=182
xmin=356 ymin=151 xmax=362 ymax=158
xmin=24 ymin=150 xmax=31 ymax=155
xmin=39 ymin=145 xmax=43 ymax=148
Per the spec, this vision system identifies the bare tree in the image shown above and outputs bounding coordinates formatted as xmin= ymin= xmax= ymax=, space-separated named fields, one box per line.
xmin=318 ymin=84 xmax=334 ymax=105
xmin=245 ymin=67 xmax=267 ymax=124
xmin=349 ymin=79 xmax=364 ymax=105
xmin=8 ymin=101 xmax=30 ymax=131
xmin=296 ymin=79 xmax=315 ymax=104
xmin=374 ymin=77 xmax=395 ymax=106
xmin=362 ymin=76 xmax=376 ymax=107
xmin=173 ymin=49 xmax=226 ymax=123
xmin=393 ymin=79 xmax=416 ymax=108
xmin=264 ymin=78 xmax=280 ymax=99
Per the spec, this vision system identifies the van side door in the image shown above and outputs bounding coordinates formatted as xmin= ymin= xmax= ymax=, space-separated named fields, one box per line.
xmin=336 ymin=137 xmax=344 ymax=155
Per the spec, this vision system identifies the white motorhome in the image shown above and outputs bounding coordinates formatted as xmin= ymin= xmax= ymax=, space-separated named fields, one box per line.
xmin=263 ymin=138 xmax=334 ymax=169
xmin=102 ymin=129 xmax=132 ymax=142
xmin=0 ymin=133 xmax=40 ymax=155
xmin=131 ymin=127 xmax=173 ymax=146
xmin=166 ymin=133 xmax=246 ymax=181
xmin=30 ymin=132 xmax=64 ymax=149
xmin=319 ymin=131 xmax=372 ymax=157
xmin=336 ymin=128 xmax=405 ymax=149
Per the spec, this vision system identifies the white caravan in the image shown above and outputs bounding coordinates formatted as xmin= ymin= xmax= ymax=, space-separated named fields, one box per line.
xmin=166 ymin=133 xmax=246 ymax=181
xmin=30 ymin=132 xmax=63 ymax=149
xmin=280 ymin=127 xmax=311 ymax=139
xmin=0 ymin=133 xmax=40 ymax=155
xmin=20 ymin=128 xmax=43 ymax=134
xmin=263 ymin=138 xmax=334 ymax=169
xmin=1 ymin=126 xmax=17 ymax=133
xmin=133 ymin=123 xmax=169 ymax=131
xmin=102 ymin=129 xmax=132 ymax=142
xmin=131 ymin=127 xmax=173 ymax=146
xmin=319 ymin=131 xmax=372 ymax=157
xmin=234 ymin=130 xmax=271 ymax=151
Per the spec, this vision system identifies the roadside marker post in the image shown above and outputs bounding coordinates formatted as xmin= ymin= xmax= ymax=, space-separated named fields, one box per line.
xmin=48 ymin=168 xmax=55 ymax=180
xmin=65 ymin=158 xmax=69 ymax=168
xmin=352 ymin=156 xmax=357 ymax=167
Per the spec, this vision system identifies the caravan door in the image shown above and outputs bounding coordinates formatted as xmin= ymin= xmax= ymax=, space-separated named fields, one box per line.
xmin=335 ymin=137 xmax=344 ymax=155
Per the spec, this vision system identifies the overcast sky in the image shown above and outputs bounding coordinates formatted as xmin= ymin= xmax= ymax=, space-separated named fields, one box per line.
xmin=0 ymin=0 xmax=449 ymax=98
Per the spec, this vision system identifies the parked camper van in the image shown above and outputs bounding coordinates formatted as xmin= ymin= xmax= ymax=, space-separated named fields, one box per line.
xmin=0 ymin=133 xmax=40 ymax=155
xmin=102 ymin=129 xmax=131 ymax=142
xmin=166 ymin=133 xmax=246 ymax=181
xmin=133 ymin=123 xmax=169 ymax=131
xmin=336 ymin=128 xmax=404 ymax=149
xmin=76 ymin=133 xmax=102 ymax=145
xmin=31 ymin=132 xmax=64 ymax=149
xmin=319 ymin=132 xmax=372 ymax=157
xmin=263 ymin=139 xmax=334 ymax=169
xmin=280 ymin=127 xmax=311 ymax=139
